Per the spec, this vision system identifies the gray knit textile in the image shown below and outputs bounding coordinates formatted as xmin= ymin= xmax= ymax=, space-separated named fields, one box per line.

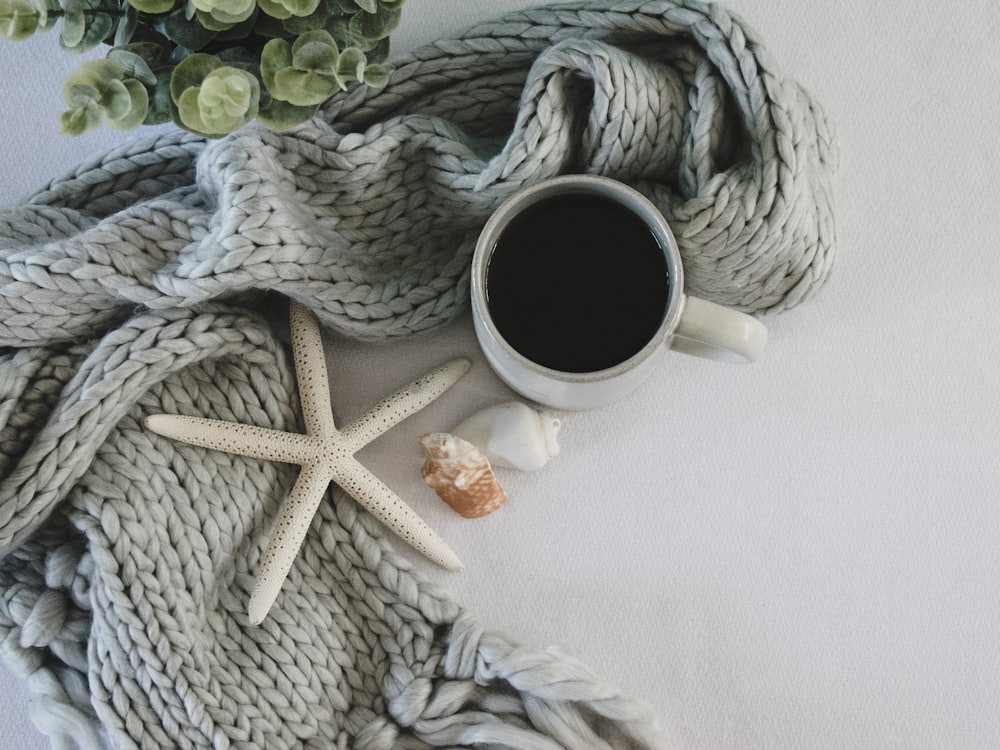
xmin=0 ymin=1 xmax=837 ymax=748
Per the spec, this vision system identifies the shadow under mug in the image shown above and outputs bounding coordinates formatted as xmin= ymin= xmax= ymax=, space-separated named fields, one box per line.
xmin=470 ymin=174 xmax=767 ymax=410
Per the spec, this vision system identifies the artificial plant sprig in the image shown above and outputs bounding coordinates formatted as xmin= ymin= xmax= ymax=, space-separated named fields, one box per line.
xmin=0 ymin=0 xmax=402 ymax=136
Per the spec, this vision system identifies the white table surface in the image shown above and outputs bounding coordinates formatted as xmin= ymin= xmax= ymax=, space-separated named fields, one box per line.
xmin=3 ymin=1 xmax=999 ymax=747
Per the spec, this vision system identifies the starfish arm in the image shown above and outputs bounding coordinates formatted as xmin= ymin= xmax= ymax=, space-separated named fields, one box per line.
xmin=289 ymin=300 xmax=336 ymax=438
xmin=247 ymin=461 xmax=332 ymax=624
xmin=334 ymin=456 xmax=464 ymax=572
xmin=144 ymin=414 xmax=314 ymax=464
xmin=339 ymin=358 xmax=471 ymax=451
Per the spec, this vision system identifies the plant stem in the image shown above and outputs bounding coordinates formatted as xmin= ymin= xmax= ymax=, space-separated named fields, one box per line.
xmin=45 ymin=7 xmax=127 ymax=18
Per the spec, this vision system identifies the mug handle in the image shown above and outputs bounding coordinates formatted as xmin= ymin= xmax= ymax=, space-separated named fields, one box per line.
xmin=669 ymin=295 xmax=768 ymax=364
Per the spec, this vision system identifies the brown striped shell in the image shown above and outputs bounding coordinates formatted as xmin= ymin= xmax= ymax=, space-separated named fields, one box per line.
xmin=418 ymin=432 xmax=507 ymax=518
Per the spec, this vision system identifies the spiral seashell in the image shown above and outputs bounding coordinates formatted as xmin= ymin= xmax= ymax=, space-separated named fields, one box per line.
xmin=451 ymin=402 xmax=561 ymax=471
xmin=418 ymin=432 xmax=507 ymax=518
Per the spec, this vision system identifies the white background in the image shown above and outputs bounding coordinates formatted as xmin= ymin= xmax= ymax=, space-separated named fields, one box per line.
xmin=2 ymin=1 xmax=999 ymax=747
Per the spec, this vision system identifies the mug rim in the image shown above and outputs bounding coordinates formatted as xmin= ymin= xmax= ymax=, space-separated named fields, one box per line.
xmin=471 ymin=174 xmax=685 ymax=385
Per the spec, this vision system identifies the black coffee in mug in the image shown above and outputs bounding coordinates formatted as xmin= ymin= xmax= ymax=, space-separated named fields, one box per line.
xmin=484 ymin=192 xmax=670 ymax=373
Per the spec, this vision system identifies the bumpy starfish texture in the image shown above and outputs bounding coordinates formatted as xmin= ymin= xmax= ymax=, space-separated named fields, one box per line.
xmin=145 ymin=300 xmax=467 ymax=624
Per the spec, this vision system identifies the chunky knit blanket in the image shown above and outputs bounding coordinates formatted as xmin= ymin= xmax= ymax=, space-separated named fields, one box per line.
xmin=0 ymin=1 xmax=837 ymax=747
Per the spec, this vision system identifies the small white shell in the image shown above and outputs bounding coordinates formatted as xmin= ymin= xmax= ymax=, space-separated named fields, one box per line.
xmin=451 ymin=402 xmax=561 ymax=471
xmin=418 ymin=432 xmax=507 ymax=518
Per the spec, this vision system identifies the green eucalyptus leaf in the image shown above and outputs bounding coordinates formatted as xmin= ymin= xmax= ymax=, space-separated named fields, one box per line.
xmin=294 ymin=40 xmax=339 ymax=69
xmin=193 ymin=10 xmax=228 ymax=33
xmin=0 ymin=0 xmax=44 ymax=40
xmin=214 ymin=46 xmax=253 ymax=65
xmin=361 ymin=61 xmax=386 ymax=88
xmin=64 ymin=58 xmax=122 ymax=91
xmin=292 ymin=26 xmax=337 ymax=50
xmin=64 ymin=83 xmax=99 ymax=108
xmin=291 ymin=29 xmax=339 ymax=68
xmin=126 ymin=0 xmax=174 ymax=13
xmin=38 ymin=0 xmax=58 ymax=31
xmin=334 ymin=45 xmax=364 ymax=81
xmin=113 ymin=5 xmax=138 ymax=46
xmin=278 ymin=2 xmax=326 ymax=35
xmin=255 ymin=0 xmax=288 ymax=20
xmin=353 ymin=0 xmax=375 ymax=13
xmin=162 ymin=7 xmax=215 ymax=49
xmin=200 ymin=67 xmax=257 ymax=129
xmin=193 ymin=9 xmax=234 ymax=30
xmin=259 ymin=36 xmax=291 ymax=92
xmin=60 ymin=4 xmax=115 ymax=52
xmin=217 ymin=0 xmax=255 ymax=21
xmin=175 ymin=85 xmax=206 ymax=131
xmin=56 ymin=0 xmax=119 ymax=50
xmin=351 ymin=0 xmax=398 ymax=40
xmin=58 ymin=1 xmax=84 ymax=47
xmin=272 ymin=65 xmax=339 ymax=105
xmin=364 ymin=35 xmax=388 ymax=64
xmin=330 ymin=0 xmax=372 ymax=16
xmin=260 ymin=29 xmax=348 ymax=104
xmin=60 ymin=58 xmax=148 ymax=135
xmin=169 ymin=50 xmax=219 ymax=103
xmin=108 ymin=78 xmax=149 ymax=129
xmin=80 ymin=12 xmax=116 ymax=48
xmin=257 ymin=96 xmax=317 ymax=130
xmin=131 ymin=0 xmax=172 ymax=11
xmin=257 ymin=0 xmax=316 ymax=20
xmin=174 ymin=64 xmax=258 ymax=135
xmin=169 ymin=44 xmax=193 ymax=63
xmin=212 ymin=12 xmax=255 ymax=39
xmin=114 ymin=40 xmax=170 ymax=66
xmin=102 ymin=78 xmax=134 ymax=120
xmin=324 ymin=15 xmax=376 ymax=51
xmin=169 ymin=59 xmax=258 ymax=136
xmin=284 ymin=0 xmax=318 ymax=17
xmin=144 ymin=66 xmax=173 ymax=124
xmin=60 ymin=106 xmax=98 ymax=135
xmin=191 ymin=0 xmax=255 ymax=30
xmin=107 ymin=48 xmax=157 ymax=85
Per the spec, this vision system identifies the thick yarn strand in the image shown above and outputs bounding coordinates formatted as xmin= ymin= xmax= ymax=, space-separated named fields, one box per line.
xmin=0 ymin=0 xmax=835 ymax=350
xmin=0 ymin=2 xmax=835 ymax=748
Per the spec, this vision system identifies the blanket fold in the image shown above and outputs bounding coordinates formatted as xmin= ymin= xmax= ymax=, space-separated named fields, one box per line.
xmin=0 ymin=1 xmax=836 ymax=747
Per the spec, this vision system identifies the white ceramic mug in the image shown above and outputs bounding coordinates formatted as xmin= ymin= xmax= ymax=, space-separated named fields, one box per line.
xmin=470 ymin=174 xmax=767 ymax=410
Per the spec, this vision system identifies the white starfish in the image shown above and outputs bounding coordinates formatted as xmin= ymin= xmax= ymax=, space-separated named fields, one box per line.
xmin=145 ymin=300 xmax=466 ymax=624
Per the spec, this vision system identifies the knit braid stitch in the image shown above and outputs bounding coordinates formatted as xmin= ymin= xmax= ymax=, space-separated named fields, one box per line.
xmin=1 ymin=304 xmax=668 ymax=749
xmin=0 ymin=1 xmax=837 ymax=747
xmin=0 ymin=0 xmax=836 ymax=350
